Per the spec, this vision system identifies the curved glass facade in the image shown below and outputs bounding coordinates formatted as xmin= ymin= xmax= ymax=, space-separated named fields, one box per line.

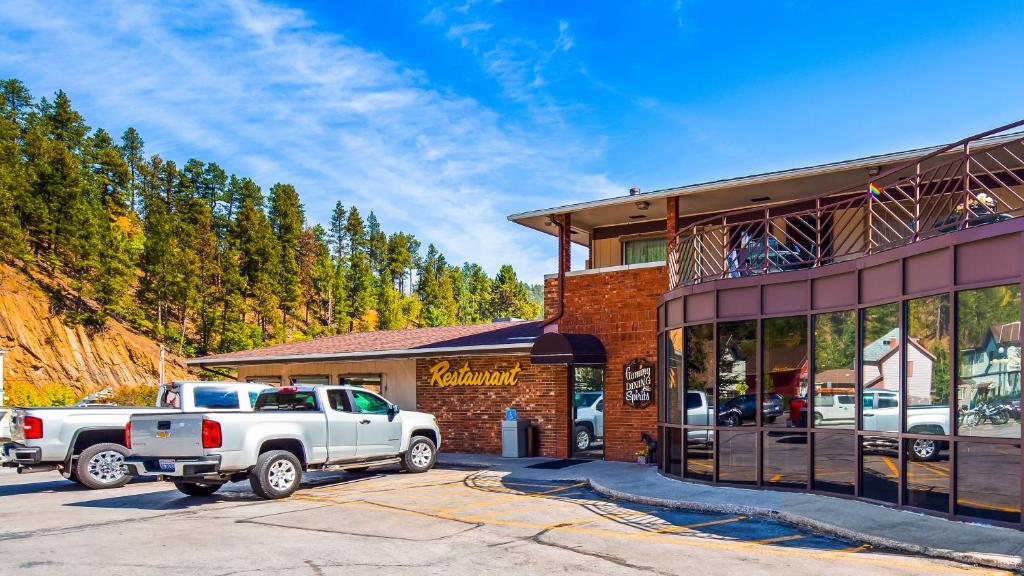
xmin=658 ymin=280 xmax=1024 ymax=527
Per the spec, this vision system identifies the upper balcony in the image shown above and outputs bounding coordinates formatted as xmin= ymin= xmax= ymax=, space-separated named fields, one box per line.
xmin=510 ymin=120 xmax=1024 ymax=289
xmin=667 ymin=121 xmax=1024 ymax=289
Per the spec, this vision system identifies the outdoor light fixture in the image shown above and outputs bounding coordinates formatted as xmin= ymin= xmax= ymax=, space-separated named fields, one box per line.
xmin=635 ymin=200 xmax=650 ymax=210
xmin=868 ymin=166 xmax=881 ymax=177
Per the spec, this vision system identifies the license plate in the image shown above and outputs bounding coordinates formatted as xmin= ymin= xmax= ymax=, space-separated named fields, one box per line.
xmin=158 ymin=459 xmax=175 ymax=472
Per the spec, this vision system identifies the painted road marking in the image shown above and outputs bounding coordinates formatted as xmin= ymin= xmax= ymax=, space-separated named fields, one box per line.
xmin=642 ymin=515 xmax=747 ymax=535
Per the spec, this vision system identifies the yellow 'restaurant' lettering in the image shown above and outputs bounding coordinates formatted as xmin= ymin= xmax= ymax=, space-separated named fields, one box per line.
xmin=429 ymin=361 xmax=522 ymax=387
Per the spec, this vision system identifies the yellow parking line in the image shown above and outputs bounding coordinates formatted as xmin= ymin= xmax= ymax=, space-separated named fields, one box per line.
xmin=749 ymin=534 xmax=804 ymax=545
xmin=839 ymin=544 xmax=871 ymax=554
xmin=443 ymin=482 xmax=587 ymax=513
xmin=541 ymin=512 xmax=638 ymax=529
xmin=956 ymin=498 xmax=1022 ymax=514
xmin=273 ymin=495 xmax=1001 ymax=574
xmin=642 ymin=515 xmax=747 ymax=535
xmin=881 ymin=457 xmax=900 ymax=477
xmin=768 ymin=474 xmax=782 ymax=482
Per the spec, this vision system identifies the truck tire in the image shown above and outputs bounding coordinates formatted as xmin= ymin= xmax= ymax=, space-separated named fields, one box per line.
xmin=174 ymin=482 xmax=223 ymax=497
xmin=249 ymin=450 xmax=302 ymax=500
xmin=74 ymin=443 xmax=131 ymax=490
xmin=574 ymin=426 xmax=592 ymax=451
xmin=910 ymin=438 xmax=940 ymax=462
xmin=401 ymin=436 xmax=436 ymax=473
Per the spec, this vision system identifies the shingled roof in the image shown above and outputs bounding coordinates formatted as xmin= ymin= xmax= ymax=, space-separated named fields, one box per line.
xmin=189 ymin=320 xmax=544 ymax=367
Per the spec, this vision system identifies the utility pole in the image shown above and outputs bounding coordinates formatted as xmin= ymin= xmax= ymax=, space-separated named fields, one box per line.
xmin=0 ymin=348 xmax=7 ymax=406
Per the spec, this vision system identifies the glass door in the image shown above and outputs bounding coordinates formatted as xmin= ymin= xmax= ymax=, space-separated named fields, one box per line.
xmin=572 ymin=367 xmax=605 ymax=459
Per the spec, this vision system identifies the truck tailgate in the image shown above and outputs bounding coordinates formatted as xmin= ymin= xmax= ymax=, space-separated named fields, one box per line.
xmin=130 ymin=413 xmax=206 ymax=457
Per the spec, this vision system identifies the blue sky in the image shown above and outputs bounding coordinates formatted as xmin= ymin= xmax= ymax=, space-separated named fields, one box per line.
xmin=1 ymin=1 xmax=1022 ymax=282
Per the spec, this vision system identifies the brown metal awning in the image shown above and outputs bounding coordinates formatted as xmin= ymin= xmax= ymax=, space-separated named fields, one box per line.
xmin=530 ymin=333 xmax=606 ymax=366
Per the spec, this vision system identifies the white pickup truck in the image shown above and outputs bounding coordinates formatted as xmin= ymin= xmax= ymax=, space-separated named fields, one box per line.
xmin=1 ymin=381 xmax=268 ymax=489
xmin=124 ymin=385 xmax=441 ymax=499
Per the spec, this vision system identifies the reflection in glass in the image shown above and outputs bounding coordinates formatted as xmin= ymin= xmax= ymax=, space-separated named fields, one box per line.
xmin=813 ymin=311 xmax=856 ymax=429
xmin=905 ymin=438 xmax=949 ymax=513
xmin=956 ymin=442 xmax=1021 ymax=523
xmin=957 ymin=285 xmax=1021 ymax=439
xmin=718 ymin=430 xmax=756 ymax=484
xmin=665 ymin=329 xmax=682 ymax=424
xmin=813 ymin=432 xmax=855 ymax=495
xmin=763 ymin=431 xmax=807 ymax=488
xmin=718 ymin=321 xmax=757 ymax=427
xmin=665 ymin=428 xmax=682 ymax=476
xmin=905 ymin=295 xmax=951 ymax=435
xmin=685 ymin=324 xmax=715 ymax=426
xmin=860 ymin=435 xmax=899 ymax=503
xmin=862 ymin=304 xmax=901 ymax=432
xmin=685 ymin=429 xmax=714 ymax=481
xmin=763 ymin=316 xmax=807 ymax=428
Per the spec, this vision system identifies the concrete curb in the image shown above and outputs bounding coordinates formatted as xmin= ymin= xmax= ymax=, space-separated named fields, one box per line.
xmin=436 ymin=456 xmax=1022 ymax=572
xmin=584 ymin=478 xmax=1023 ymax=573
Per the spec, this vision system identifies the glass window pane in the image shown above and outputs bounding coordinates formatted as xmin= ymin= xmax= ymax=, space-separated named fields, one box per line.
xmin=192 ymin=387 xmax=241 ymax=409
xmin=351 ymin=390 xmax=390 ymax=414
xmin=623 ymin=237 xmax=667 ymax=265
xmin=862 ymin=303 xmax=900 ymax=432
xmin=957 ymin=284 xmax=1021 ymax=439
xmin=763 ymin=431 xmax=807 ymax=488
xmin=763 ymin=316 xmax=807 ymax=428
xmin=718 ymin=321 xmax=757 ymax=427
xmin=955 ymin=442 xmax=1021 ymax=523
xmin=905 ymin=295 xmax=952 ymax=435
xmin=291 ymin=375 xmax=330 ymax=385
xmin=685 ymin=429 xmax=714 ymax=481
xmin=860 ymin=435 xmax=899 ymax=503
xmin=665 ymin=329 xmax=682 ymax=424
xmin=813 ymin=311 xmax=856 ymax=429
xmin=905 ymin=438 xmax=950 ymax=513
xmin=813 ymin=432 xmax=855 ymax=495
xmin=717 ymin=430 xmax=756 ymax=484
xmin=685 ymin=324 xmax=714 ymax=426
xmin=665 ymin=428 xmax=682 ymax=476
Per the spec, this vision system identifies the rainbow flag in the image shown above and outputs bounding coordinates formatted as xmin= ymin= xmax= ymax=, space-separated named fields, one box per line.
xmin=868 ymin=183 xmax=881 ymax=197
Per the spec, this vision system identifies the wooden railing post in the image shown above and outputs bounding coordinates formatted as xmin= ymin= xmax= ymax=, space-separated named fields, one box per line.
xmin=961 ymin=142 xmax=971 ymax=230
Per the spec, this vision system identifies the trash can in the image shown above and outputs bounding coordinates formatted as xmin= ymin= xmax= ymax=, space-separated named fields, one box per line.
xmin=501 ymin=419 xmax=532 ymax=458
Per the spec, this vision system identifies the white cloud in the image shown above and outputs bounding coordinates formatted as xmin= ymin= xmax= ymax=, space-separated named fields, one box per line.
xmin=0 ymin=0 xmax=620 ymax=283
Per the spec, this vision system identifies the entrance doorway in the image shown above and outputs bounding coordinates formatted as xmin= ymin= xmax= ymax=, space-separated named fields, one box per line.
xmin=572 ymin=366 xmax=605 ymax=459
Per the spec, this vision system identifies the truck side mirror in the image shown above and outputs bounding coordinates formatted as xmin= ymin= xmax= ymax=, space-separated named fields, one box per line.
xmin=389 ymin=403 xmax=400 ymax=415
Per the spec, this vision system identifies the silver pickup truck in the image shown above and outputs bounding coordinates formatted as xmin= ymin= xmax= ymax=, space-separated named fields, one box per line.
xmin=125 ymin=385 xmax=441 ymax=499
xmin=2 ymin=381 xmax=268 ymax=489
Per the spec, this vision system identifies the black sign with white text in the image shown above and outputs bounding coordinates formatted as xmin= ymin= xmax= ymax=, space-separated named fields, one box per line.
xmin=623 ymin=358 xmax=655 ymax=409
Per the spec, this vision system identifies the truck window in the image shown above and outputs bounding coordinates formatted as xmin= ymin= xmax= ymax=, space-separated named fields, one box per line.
xmin=193 ymin=387 xmax=242 ymax=409
xmin=685 ymin=391 xmax=703 ymax=409
xmin=159 ymin=387 xmax=181 ymax=409
xmin=351 ymin=390 xmax=390 ymax=414
xmin=255 ymin=391 xmax=319 ymax=411
xmin=326 ymin=390 xmax=354 ymax=412
xmin=247 ymin=391 xmax=260 ymax=408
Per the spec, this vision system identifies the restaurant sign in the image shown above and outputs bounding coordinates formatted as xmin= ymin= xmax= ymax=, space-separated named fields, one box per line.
xmin=429 ymin=360 xmax=522 ymax=388
xmin=623 ymin=358 xmax=654 ymax=409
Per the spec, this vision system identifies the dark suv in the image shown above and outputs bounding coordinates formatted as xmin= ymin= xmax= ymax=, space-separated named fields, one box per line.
xmin=718 ymin=393 xmax=784 ymax=426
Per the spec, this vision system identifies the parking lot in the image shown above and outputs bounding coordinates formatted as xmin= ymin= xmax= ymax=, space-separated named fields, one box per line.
xmin=0 ymin=466 xmax=1009 ymax=575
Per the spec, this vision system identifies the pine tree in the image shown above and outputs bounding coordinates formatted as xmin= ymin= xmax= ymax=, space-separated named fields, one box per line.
xmin=119 ymin=127 xmax=145 ymax=213
xmin=490 ymin=264 xmax=539 ymax=320
xmin=344 ymin=207 xmax=373 ymax=331
xmin=268 ymin=183 xmax=304 ymax=332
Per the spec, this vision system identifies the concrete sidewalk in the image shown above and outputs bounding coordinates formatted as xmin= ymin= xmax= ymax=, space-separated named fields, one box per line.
xmin=438 ymin=452 xmax=1024 ymax=571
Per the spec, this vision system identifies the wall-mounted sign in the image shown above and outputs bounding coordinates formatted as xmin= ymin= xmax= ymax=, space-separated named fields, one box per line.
xmin=429 ymin=360 xmax=522 ymax=388
xmin=623 ymin=358 xmax=654 ymax=409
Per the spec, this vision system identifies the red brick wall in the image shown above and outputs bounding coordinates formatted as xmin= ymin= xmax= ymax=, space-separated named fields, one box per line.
xmin=415 ymin=355 xmax=569 ymax=458
xmin=545 ymin=265 xmax=666 ymax=462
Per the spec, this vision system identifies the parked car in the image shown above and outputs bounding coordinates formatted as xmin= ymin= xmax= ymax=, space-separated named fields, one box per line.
xmin=790 ymin=392 xmax=856 ymax=427
xmin=862 ymin=390 xmax=950 ymax=461
xmin=573 ymin=392 xmax=604 ymax=451
xmin=718 ymin=393 xmax=784 ymax=426
xmin=124 ymin=385 xmax=441 ymax=499
xmin=1 ymin=381 xmax=268 ymax=489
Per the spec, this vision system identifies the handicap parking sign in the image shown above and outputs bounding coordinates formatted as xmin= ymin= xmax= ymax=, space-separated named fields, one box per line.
xmin=504 ymin=407 xmax=517 ymax=421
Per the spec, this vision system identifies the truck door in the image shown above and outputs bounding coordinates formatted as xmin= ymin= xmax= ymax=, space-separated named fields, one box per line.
xmin=324 ymin=389 xmax=359 ymax=462
xmin=350 ymin=389 xmax=402 ymax=457
xmin=594 ymin=398 xmax=604 ymax=438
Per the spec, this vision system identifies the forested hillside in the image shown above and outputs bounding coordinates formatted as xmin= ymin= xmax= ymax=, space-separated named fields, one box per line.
xmin=0 ymin=79 xmax=542 ymax=361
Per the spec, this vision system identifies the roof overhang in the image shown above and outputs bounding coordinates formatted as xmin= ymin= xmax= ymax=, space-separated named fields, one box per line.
xmin=189 ymin=342 xmax=534 ymax=368
xmin=530 ymin=332 xmax=607 ymax=366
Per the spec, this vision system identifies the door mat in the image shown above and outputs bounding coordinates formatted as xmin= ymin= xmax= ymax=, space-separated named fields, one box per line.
xmin=525 ymin=459 xmax=589 ymax=470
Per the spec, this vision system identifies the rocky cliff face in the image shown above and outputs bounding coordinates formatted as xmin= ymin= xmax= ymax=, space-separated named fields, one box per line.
xmin=0 ymin=263 xmax=192 ymax=396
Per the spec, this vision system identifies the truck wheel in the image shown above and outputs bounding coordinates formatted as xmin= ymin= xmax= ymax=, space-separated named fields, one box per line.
xmin=74 ymin=443 xmax=131 ymax=490
xmin=574 ymin=426 xmax=592 ymax=451
xmin=910 ymin=438 xmax=940 ymax=462
xmin=249 ymin=450 xmax=302 ymax=500
xmin=66 ymin=470 xmax=85 ymax=486
xmin=401 ymin=436 xmax=436 ymax=473
xmin=174 ymin=482 xmax=223 ymax=497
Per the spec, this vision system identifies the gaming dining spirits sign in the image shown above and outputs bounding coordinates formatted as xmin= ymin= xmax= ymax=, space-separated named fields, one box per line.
xmin=623 ymin=358 xmax=655 ymax=409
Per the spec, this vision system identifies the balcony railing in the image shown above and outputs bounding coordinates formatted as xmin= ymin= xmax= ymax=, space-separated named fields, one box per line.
xmin=668 ymin=120 xmax=1024 ymax=290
